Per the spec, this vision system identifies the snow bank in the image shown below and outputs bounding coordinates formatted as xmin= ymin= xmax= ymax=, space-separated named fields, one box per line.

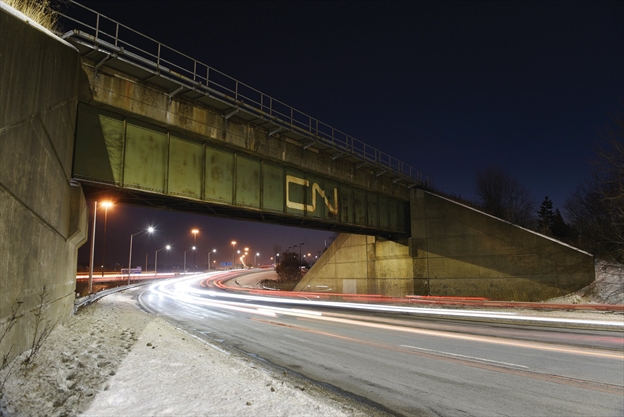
xmin=0 ymin=292 xmax=373 ymax=416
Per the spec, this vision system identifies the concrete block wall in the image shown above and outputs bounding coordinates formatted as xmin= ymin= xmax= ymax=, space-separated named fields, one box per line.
xmin=0 ymin=6 xmax=88 ymax=364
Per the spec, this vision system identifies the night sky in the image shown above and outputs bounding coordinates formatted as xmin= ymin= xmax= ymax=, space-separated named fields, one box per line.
xmin=70 ymin=1 xmax=623 ymax=270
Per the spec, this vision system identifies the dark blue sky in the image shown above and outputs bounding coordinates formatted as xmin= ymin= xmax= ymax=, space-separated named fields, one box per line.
xmin=72 ymin=1 xmax=623 ymax=268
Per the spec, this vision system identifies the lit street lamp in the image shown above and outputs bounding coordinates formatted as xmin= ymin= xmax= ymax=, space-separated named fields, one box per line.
xmin=184 ymin=246 xmax=196 ymax=273
xmin=100 ymin=201 xmax=113 ymax=277
xmin=155 ymin=245 xmax=171 ymax=276
xmin=254 ymin=252 xmax=259 ymax=267
xmin=191 ymin=229 xmax=199 ymax=271
xmin=231 ymin=241 xmax=237 ymax=269
xmin=88 ymin=200 xmax=115 ymax=294
xmin=128 ymin=227 xmax=155 ymax=285
xmin=208 ymin=249 xmax=216 ymax=271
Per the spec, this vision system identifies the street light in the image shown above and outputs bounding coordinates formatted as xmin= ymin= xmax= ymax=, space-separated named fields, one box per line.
xmin=191 ymin=229 xmax=199 ymax=270
xmin=155 ymin=245 xmax=171 ymax=276
xmin=299 ymin=243 xmax=304 ymax=266
xmin=254 ymin=252 xmax=259 ymax=267
xmin=231 ymin=241 xmax=236 ymax=269
xmin=88 ymin=200 xmax=115 ymax=294
xmin=128 ymin=227 xmax=155 ymax=285
xmin=100 ymin=201 xmax=113 ymax=277
xmin=208 ymin=249 xmax=216 ymax=271
xmin=183 ymin=246 xmax=196 ymax=273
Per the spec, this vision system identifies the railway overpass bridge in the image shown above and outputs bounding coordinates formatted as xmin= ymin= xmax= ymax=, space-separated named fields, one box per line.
xmin=0 ymin=2 xmax=594 ymax=365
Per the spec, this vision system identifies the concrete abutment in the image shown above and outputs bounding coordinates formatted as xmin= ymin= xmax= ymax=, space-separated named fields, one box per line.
xmin=295 ymin=190 xmax=595 ymax=301
xmin=1 ymin=6 xmax=88 ymax=365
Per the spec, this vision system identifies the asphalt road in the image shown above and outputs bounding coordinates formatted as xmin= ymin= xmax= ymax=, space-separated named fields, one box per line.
xmin=138 ymin=271 xmax=624 ymax=417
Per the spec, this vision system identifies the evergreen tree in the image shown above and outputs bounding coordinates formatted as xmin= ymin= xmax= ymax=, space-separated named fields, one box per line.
xmin=551 ymin=209 xmax=572 ymax=240
xmin=537 ymin=196 xmax=555 ymax=234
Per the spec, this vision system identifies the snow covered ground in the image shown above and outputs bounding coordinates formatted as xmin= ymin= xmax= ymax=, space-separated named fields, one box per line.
xmin=1 ymin=262 xmax=621 ymax=416
xmin=0 ymin=292 xmax=379 ymax=417
xmin=546 ymin=260 xmax=624 ymax=305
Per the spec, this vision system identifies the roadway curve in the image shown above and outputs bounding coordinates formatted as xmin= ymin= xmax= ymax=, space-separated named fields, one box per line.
xmin=138 ymin=270 xmax=624 ymax=416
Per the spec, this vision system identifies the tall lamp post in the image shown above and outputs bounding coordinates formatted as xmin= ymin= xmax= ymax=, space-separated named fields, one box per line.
xmin=254 ymin=252 xmax=259 ymax=267
xmin=88 ymin=200 xmax=114 ymax=294
xmin=128 ymin=227 xmax=154 ymax=285
xmin=231 ymin=241 xmax=236 ymax=268
xmin=191 ymin=229 xmax=199 ymax=271
xmin=155 ymin=245 xmax=171 ymax=276
xmin=184 ymin=246 xmax=195 ymax=273
xmin=208 ymin=249 xmax=216 ymax=271
xmin=100 ymin=201 xmax=113 ymax=277
xmin=88 ymin=201 xmax=98 ymax=295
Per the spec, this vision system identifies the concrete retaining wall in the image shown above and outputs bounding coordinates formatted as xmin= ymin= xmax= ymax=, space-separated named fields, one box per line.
xmin=411 ymin=189 xmax=595 ymax=300
xmin=0 ymin=6 xmax=87 ymax=364
xmin=296 ymin=190 xmax=595 ymax=301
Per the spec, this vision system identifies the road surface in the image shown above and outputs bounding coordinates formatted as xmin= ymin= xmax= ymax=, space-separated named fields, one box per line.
xmin=139 ymin=271 xmax=624 ymax=416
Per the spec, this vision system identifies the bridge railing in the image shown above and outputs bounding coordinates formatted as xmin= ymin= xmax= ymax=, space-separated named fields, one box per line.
xmin=56 ymin=0 xmax=429 ymax=185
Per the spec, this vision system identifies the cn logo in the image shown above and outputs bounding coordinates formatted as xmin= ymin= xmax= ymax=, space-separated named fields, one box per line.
xmin=286 ymin=175 xmax=338 ymax=216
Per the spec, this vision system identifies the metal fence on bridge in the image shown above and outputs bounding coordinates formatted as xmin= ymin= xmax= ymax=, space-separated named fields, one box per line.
xmin=56 ymin=0 xmax=430 ymax=187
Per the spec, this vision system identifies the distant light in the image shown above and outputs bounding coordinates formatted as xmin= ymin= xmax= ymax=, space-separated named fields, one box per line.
xmin=147 ymin=227 xmax=155 ymax=233
xmin=101 ymin=201 xmax=114 ymax=208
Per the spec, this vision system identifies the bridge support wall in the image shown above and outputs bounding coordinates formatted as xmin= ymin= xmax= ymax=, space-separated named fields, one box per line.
xmin=0 ymin=7 xmax=87 ymax=364
xmin=296 ymin=190 xmax=595 ymax=301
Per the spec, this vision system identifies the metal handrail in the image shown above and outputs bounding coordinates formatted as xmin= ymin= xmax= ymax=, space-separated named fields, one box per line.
xmin=56 ymin=0 xmax=429 ymax=185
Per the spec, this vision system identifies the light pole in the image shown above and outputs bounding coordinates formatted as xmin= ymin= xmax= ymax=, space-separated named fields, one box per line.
xmin=183 ymin=246 xmax=195 ymax=273
xmin=231 ymin=241 xmax=236 ymax=269
xmin=299 ymin=243 xmax=304 ymax=266
xmin=191 ymin=229 xmax=199 ymax=271
xmin=100 ymin=201 xmax=113 ymax=277
xmin=155 ymin=245 xmax=171 ymax=276
xmin=254 ymin=252 xmax=259 ymax=267
xmin=128 ymin=227 xmax=155 ymax=285
xmin=88 ymin=201 xmax=98 ymax=295
xmin=89 ymin=200 xmax=114 ymax=293
xmin=276 ymin=253 xmax=280 ymax=266
xmin=208 ymin=249 xmax=216 ymax=271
